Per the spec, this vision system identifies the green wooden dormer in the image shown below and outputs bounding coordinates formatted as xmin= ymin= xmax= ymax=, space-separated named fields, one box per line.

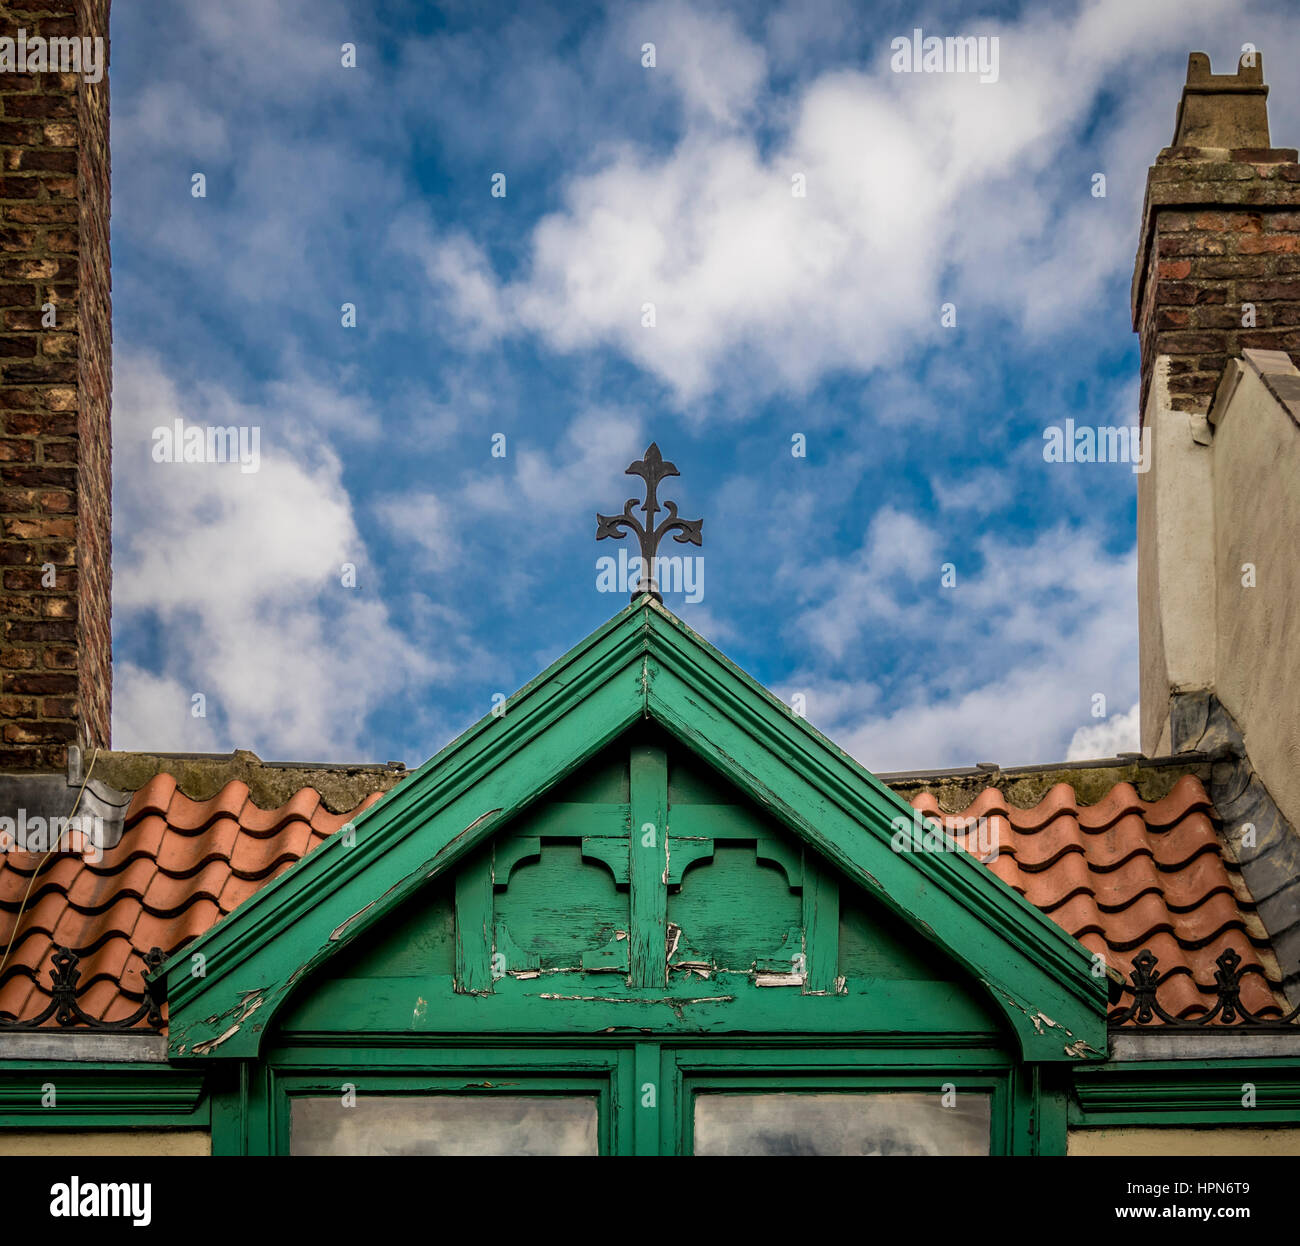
xmin=4 ymin=595 xmax=1297 ymax=1158
xmin=154 ymin=597 xmax=1108 ymax=1155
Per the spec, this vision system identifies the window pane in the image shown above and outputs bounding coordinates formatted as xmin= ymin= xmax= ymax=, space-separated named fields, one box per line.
xmin=291 ymin=1095 xmax=598 ymax=1156
xmin=694 ymin=1091 xmax=990 ymax=1156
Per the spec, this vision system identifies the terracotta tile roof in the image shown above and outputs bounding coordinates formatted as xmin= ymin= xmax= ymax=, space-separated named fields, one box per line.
xmin=0 ymin=769 xmax=1288 ymax=1030
xmin=909 ymin=774 xmax=1290 ymax=1022
xmin=0 ymin=775 xmax=383 ymax=1027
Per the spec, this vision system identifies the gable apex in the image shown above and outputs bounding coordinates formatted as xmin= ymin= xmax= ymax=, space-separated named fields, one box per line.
xmin=159 ymin=596 xmax=1107 ymax=1062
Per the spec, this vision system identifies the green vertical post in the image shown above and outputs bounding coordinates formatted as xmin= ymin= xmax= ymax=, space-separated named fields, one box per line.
xmin=629 ymin=745 xmax=669 ymax=989
xmin=803 ymin=856 xmax=840 ymax=993
xmin=634 ymin=1041 xmax=661 ymax=1156
xmin=454 ymin=850 xmax=494 ymax=994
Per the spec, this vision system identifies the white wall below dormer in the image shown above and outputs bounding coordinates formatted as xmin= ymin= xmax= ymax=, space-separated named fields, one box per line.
xmin=1138 ymin=356 xmax=1217 ymax=758
xmin=1210 ymin=351 xmax=1300 ymax=835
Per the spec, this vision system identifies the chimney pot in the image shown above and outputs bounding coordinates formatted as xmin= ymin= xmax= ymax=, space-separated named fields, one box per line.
xmin=1172 ymin=52 xmax=1271 ymax=151
xmin=1132 ymin=51 xmax=1300 ymax=426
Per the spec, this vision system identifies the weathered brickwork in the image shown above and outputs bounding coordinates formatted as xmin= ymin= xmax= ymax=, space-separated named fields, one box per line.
xmin=1133 ymin=149 xmax=1300 ymax=423
xmin=0 ymin=0 xmax=111 ymax=771
xmin=1132 ymin=55 xmax=1300 ymax=425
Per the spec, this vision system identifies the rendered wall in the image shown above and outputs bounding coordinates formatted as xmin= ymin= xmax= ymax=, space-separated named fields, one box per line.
xmin=1210 ymin=355 xmax=1300 ymax=836
xmin=1069 ymin=1125 xmax=1300 ymax=1156
xmin=1137 ymin=360 xmax=1216 ymax=758
xmin=0 ymin=1129 xmax=210 ymax=1155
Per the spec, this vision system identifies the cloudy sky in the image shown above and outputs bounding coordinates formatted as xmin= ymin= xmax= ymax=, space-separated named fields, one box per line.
xmin=107 ymin=0 xmax=1300 ymax=772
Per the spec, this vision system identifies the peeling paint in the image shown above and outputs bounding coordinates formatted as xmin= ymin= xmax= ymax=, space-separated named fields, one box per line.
xmin=191 ymin=989 xmax=267 ymax=1052
xmin=1063 ymin=1039 xmax=1103 ymax=1059
xmin=989 ymin=983 xmax=1090 ymax=1050
xmin=330 ymin=876 xmax=409 ymax=942
xmin=192 ymin=1025 xmax=241 ymax=1056
xmin=665 ymin=922 xmax=682 ymax=961
xmin=188 ymin=993 xmax=266 ymax=1050
xmin=539 ymin=993 xmax=732 ymax=1005
xmin=1029 ymin=1011 xmax=1069 ymax=1037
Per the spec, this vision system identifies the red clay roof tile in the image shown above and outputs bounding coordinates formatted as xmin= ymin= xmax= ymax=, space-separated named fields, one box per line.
xmin=909 ymin=773 xmax=1289 ymax=1022
xmin=0 ymin=780 xmax=378 ymax=1026
xmin=0 ymin=770 xmax=1289 ymax=1029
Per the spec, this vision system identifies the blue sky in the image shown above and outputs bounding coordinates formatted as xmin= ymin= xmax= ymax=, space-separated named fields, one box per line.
xmin=106 ymin=0 xmax=1300 ymax=771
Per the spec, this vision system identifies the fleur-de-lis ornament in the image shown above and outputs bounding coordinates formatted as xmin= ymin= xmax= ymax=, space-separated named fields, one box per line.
xmin=596 ymin=443 xmax=702 ymax=600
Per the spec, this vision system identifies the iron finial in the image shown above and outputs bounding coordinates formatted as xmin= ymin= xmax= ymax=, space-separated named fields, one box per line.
xmin=596 ymin=443 xmax=702 ymax=601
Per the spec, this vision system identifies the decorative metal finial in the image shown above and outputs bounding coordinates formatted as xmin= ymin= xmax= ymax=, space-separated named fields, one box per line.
xmin=596 ymin=443 xmax=702 ymax=601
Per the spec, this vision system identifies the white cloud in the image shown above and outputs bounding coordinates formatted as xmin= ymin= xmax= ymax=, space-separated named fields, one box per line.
xmin=796 ymin=505 xmax=940 ymax=659
xmin=459 ymin=406 xmax=647 ymax=520
xmin=416 ymin=230 xmax=511 ymax=348
xmin=111 ymin=353 xmax=443 ymax=757
xmin=632 ymin=0 xmax=768 ymax=126
xmin=188 ymin=0 xmax=357 ymax=100
xmin=375 ymin=491 xmax=458 ymax=572
xmin=929 ymin=466 xmax=1013 ymax=515
xmin=115 ymin=82 xmax=231 ymax=161
xmin=263 ymin=366 xmax=384 ymax=440
xmin=1066 ymin=703 xmax=1141 ymax=761
xmin=112 ymin=666 xmax=222 ymax=754
xmin=426 ymin=0 xmax=1223 ymax=404
xmin=788 ymin=521 xmax=1138 ymax=771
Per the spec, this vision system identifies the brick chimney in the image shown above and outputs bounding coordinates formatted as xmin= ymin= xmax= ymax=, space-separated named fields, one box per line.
xmin=1134 ymin=52 xmax=1300 ymax=758
xmin=1133 ymin=52 xmax=1300 ymax=424
xmin=0 ymin=0 xmax=112 ymax=771
xmin=1135 ymin=53 xmax=1300 ymax=999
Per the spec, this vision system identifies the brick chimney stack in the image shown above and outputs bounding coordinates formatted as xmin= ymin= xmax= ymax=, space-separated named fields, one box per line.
xmin=1135 ymin=50 xmax=1300 ymax=874
xmin=1133 ymin=52 xmax=1300 ymax=424
xmin=0 ymin=0 xmax=112 ymax=771
xmin=1135 ymin=52 xmax=1300 ymax=760
xmin=1134 ymin=54 xmax=1300 ymax=991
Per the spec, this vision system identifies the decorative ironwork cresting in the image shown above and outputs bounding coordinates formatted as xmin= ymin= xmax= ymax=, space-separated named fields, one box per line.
xmin=596 ymin=442 xmax=702 ymax=600
xmin=0 ymin=945 xmax=167 ymax=1031
xmin=1109 ymin=947 xmax=1300 ymax=1029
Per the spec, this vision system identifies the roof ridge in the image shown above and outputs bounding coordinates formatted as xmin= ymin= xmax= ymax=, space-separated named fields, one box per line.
xmin=124 ymin=780 xmax=382 ymax=834
xmin=914 ymin=775 xmax=1214 ymax=828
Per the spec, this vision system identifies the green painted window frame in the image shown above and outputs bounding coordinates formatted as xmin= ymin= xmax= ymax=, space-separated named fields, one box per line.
xmin=277 ymin=1073 xmax=615 ymax=1156
xmin=666 ymin=1045 xmax=1016 ymax=1156
xmin=210 ymin=1038 xmax=1058 ymax=1156
xmin=218 ymin=1046 xmax=630 ymax=1156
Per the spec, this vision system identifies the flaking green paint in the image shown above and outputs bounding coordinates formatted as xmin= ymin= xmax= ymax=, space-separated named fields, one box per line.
xmin=161 ymin=598 xmax=1107 ymax=1063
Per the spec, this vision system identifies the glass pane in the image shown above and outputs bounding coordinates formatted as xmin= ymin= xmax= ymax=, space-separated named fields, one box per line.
xmin=694 ymin=1091 xmax=990 ymax=1156
xmin=291 ymin=1095 xmax=598 ymax=1156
